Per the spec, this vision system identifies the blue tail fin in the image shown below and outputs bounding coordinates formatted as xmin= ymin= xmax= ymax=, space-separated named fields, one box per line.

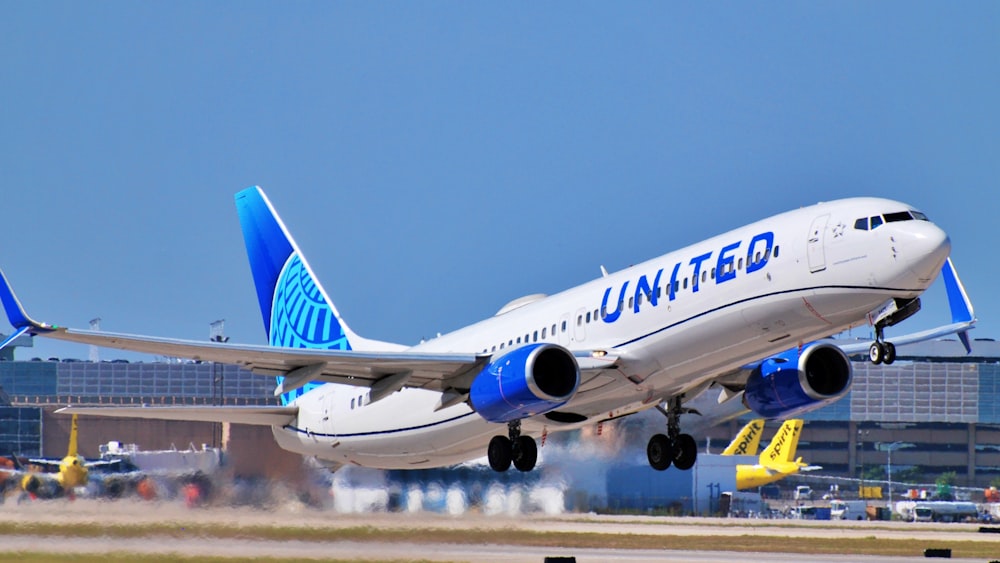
xmin=235 ymin=186 xmax=357 ymax=403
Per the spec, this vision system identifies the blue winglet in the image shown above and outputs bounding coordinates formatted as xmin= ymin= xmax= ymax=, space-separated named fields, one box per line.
xmin=0 ymin=268 xmax=52 ymax=334
xmin=940 ymin=258 xmax=976 ymax=353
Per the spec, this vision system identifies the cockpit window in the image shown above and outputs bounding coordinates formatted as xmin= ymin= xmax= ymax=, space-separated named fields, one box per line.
xmin=884 ymin=211 xmax=914 ymax=223
xmin=856 ymin=210 xmax=928 ymax=232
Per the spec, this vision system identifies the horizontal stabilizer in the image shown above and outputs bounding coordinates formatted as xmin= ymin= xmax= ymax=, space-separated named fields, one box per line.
xmin=55 ymin=405 xmax=298 ymax=426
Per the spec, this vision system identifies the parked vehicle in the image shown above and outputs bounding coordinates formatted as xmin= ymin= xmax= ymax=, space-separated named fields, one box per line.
xmin=830 ymin=499 xmax=869 ymax=520
xmin=794 ymin=485 xmax=812 ymax=500
xmin=912 ymin=501 xmax=979 ymax=522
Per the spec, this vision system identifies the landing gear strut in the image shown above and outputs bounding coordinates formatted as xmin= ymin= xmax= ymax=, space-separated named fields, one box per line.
xmin=868 ymin=325 xmax=896 ymax=366
xmin=647 ymin=396 xmax=698 ymax=471
xmin=488 ymin=420 xmax=538 ymax=473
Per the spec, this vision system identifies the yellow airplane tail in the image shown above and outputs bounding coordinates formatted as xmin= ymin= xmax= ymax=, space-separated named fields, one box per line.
xmin=721 ymin=419 xmax=764 ymax=456
xmin=760 ymin=419 xmax=803 ymax=466
xmin=67 ymin=414 xmax=79 ymax=458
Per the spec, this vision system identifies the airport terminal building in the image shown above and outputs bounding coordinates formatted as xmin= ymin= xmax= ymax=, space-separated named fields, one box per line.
xmin=1 ymin=336 xmax=999 ymax=488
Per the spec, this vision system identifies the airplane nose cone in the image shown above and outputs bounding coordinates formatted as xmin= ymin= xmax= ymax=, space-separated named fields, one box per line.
xmin=904 ymin=222 xmax=951 ymax=285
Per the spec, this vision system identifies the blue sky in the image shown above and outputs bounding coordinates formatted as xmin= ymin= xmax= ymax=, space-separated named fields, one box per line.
xmin=1 ymin=3 xmax=997 ymax=362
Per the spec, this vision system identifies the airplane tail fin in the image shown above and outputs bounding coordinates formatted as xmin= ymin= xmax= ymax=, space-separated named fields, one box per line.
xmin=66 ymin=414 xmax=79 ymax=458
xmin=235 ymin=186 xmax=364 ymax=352
xmin=236 ymin=186 xmax=390 ymax=404
xmin=760 ymin=419 xmax=803 ymax=466
xmin=721 ymin=419 xmax=764 ymax=455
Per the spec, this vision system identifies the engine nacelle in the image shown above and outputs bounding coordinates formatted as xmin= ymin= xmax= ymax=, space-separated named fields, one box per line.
xmin=743 ymin=342 xmax=852 ymax=419
xmin=470 ymin=343 xmax=580 ymax=423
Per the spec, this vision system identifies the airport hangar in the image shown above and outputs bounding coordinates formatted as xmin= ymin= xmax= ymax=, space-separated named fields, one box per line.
xmin=0 ymin=335 xmax=999 ymax=487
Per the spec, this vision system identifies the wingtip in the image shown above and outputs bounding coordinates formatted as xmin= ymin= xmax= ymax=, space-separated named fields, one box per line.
xmin=942 ymin=257 xmax=975 ymax=324
xmin=0 ymin=268 xmax=49 ymax=332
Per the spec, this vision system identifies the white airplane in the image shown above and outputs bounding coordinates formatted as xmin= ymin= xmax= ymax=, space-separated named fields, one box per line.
xmin=0 ymin=187 xmax=975 ymax=474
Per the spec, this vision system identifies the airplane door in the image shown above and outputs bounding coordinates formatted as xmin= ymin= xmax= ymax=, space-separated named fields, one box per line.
xmin=807 ymin=214 xmax=829 ymax=273
xmin=573 ymin=308 xmax=587 ymax=343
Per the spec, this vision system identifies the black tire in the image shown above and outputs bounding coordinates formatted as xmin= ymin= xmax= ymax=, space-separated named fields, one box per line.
xmin=488 ymin=435 xmax=512 ymax=472
xmin=512 ymin=435 xmax=538 ymax=472
xmin=883 ymin=342 xmax=896 ymax=365
xmin=647 ymin=433 xmax=674 ymax=471
xmin=869 ymin=342 xmax=883 ymax=365
xmin=673 ymin=433 xmax=698 ymax=470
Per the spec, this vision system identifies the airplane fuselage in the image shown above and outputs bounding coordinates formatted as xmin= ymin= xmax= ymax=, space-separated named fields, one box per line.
xmin=275 ymin=197 xmax=950 ymax=469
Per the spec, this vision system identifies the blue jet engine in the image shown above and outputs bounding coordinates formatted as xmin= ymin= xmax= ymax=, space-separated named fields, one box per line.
xmin=470 ymin=343 xmax=580 ymax=423
xmin=743 ymin=342 xmax=852 ymax=419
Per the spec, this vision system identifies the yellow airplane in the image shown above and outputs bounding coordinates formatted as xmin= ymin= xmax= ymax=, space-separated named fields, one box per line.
xmin=723 ymin=419 xmax=821 ymax=490
xmin=3 ymin=414 xmax=109 ymax=499
xmin=721 ymin=419 xmax=764 ymax=455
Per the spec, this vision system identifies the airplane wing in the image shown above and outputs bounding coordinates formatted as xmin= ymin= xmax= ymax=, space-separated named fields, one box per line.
xmin=55 ymin=405 xmax=299 ymax=426
xmin=0 ymin=268 xmax=618 ymax=398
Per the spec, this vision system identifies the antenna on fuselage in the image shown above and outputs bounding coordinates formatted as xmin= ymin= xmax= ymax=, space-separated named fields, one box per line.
xmin=600 ymin=265 xmax=609 ymax=278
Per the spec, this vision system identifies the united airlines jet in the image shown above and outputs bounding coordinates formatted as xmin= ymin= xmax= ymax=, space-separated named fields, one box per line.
xmin=0 ymin=187 xmax=975 ymax=473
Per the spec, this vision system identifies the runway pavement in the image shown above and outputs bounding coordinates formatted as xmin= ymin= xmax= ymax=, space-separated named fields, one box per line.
xmin=1 ymin=499 xmax=997 ymax=562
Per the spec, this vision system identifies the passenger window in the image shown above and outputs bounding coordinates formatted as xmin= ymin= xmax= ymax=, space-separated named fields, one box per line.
xmin=593 ymin=309 xmax=598 ymax=320
xmin=738 ymin=258 xmax=743 ymax=270
xmin=351 ymin=398 xmax=355 ymax=409
xmin=628 ymin=297 xmax=634 ymax=309
xmin=577 ymin=316 xmax=582 ymax=326
xmin=586 ymin=312 xmax=591 ymax=323
xmin=561 ymin=321 xmax=567 ymax=332
xmin=711 ymin=267 xmax=715 ymax=279
xmin=508 ymin=339 xmax=513 ymax=346
xmin=674 ymin=280 xmax=680 ymax=292
xmin=552 ymin=324 xmax=557 ymax=335
xmin=683 ymin=277 xmax=688 ymax=290
xmin=525 ymin=334 xmax=529 ymax=342
xmin=854 ymin=218 xmax=868 ymax=231
xmin=533 ymin=330 xmax=538 ymax=341
xmin=491 ymin=345 xmax=496 ymax=352
xmin=702 ymin=271 xmax=707 ymax=283
xmin=500 ymin=342 xmax=505 ymax=350
xmin=871 ymin=216 xmax=883 ymax=229
xmin=541 ymin=328 xmax=547 ymax=339
xmin=516 ymin=336 xmax=521 ymax=344
xmin=774 ymin=246 xmax=780 ymax=258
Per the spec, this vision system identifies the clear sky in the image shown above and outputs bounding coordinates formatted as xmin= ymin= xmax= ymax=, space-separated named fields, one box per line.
xmin=1 ymin=3 xmax=997 ymax=362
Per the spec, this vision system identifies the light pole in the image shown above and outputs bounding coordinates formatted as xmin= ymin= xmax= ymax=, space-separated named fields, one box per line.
xmin=879 ymin=441 xmax=911 ymax=510
xmin=858 ymin=428 xmax=869 ymax=498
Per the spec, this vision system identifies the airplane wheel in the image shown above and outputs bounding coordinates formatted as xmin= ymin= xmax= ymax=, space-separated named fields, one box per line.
xmin=883 ymin=342 xmax=896 ymax=365
xmin=488 ymin=435 xmax=512 ymax=472
xmin=512 ymin=435 xmax=538 ymax=472
xmin=673 ymin=433 xmax=698 ymax=470
xmin=869 ymin=342 xmax=884 ymax=365
xmin=647 ymin=433 xmax=674 ymax=471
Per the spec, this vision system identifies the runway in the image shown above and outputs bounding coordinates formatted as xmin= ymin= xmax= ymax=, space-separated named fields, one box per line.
xmin=1 ymin=500 xmax=996 ymax=562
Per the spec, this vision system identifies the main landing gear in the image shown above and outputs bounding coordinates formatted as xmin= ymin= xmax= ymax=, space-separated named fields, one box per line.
xmin=488 ymin=420 xmax=538 ymax=472
xmin=647 ymin=396 xmax=698 ymax=471
xmin=868 ymin=326 xmax=896 ymax=365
